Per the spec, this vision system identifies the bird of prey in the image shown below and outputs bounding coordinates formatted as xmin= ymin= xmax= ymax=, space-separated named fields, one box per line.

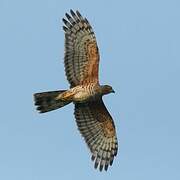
xmin=34 ymin=10 xmax=118 ymax=171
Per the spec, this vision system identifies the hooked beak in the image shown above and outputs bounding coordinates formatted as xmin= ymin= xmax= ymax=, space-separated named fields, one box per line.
xmin=111 ymin=89 xmax=115 ymax=93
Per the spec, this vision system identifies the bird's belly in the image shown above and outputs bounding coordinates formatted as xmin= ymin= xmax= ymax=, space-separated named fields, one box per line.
xmin=73 ymin=91 xmax=91 ymax=102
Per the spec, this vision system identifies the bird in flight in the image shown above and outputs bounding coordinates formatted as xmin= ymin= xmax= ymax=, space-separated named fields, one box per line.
xmin=34 ymin=10 xmax=118 ymax=171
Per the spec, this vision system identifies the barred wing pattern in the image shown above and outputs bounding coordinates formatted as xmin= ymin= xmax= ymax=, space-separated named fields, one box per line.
xmin=63 ymin=10 xmax=100 ymax=87
xmin=74 ymin=99 xmax=118 ymax=171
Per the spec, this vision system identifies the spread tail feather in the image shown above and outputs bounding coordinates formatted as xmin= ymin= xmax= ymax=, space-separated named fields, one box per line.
xmin=34 ymin=90 xmax=72 ymax=113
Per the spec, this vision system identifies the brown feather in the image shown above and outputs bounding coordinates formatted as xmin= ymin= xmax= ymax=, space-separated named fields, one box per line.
xmin=63 ymin=10 xmax=99 ymax=87
xmin=74 ymin=99 xmax=118 ymax=171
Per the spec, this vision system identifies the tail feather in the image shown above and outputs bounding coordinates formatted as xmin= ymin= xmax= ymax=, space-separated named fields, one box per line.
xmin=34 ymin=90 xmax=72 ymax=113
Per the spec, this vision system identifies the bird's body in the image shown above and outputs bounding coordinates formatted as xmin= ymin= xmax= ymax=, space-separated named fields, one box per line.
xmin=34 ymin=10 xmax=118 ymax=171
xmin=55 ymin=84 xmax=114 ymax=103
xmin=56 ymin=83 xmax=98 ymax=102
xmin=70 ymin=84 xmax=98 ymax=102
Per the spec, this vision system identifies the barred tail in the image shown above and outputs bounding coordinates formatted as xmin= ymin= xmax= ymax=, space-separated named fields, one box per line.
xmin=34 ymin=90 xmax=72 ymax=113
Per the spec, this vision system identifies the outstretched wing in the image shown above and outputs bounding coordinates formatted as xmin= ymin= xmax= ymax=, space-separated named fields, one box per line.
xmin=63 ymin=10 xmax=100 ymax=87
xmin=74 ymin=99 xmax=118 ymax=171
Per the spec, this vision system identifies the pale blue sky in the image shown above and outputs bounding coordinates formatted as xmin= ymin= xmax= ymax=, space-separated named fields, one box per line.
xmin=0 ymin=0 xmax=180 ymax=179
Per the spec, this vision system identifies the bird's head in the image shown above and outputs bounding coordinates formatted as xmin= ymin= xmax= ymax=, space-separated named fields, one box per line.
xmin=101 ymin=85 xmax=115 ymax=95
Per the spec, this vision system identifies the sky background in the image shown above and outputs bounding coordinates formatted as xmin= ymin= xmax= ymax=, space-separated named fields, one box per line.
xmin=0 ymin=0 xmax=180 ymax=179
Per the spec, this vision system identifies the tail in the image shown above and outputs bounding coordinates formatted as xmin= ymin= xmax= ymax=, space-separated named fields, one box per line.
xmin=34 ymin=90 xmax=72 ymax=113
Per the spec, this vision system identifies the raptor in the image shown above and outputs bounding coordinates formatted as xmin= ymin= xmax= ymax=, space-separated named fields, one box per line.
xmin=34 ymin=10 xmax=118 ymax=171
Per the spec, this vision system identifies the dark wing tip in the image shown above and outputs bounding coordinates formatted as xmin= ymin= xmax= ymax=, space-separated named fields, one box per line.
xmin=91 ymin=155 xmax=96 ymax=161
xmin=110 ymin=158 xmax=114 ymax=166
xmin=76 ymin=10 xmax=83 ymax=19
xmin=65 ymin=13 xmax=71 ymax=19
xmin=99 ymin=164 xmax=103 ymax=171
xmin=70 ymin=9 xmax=76 ymax=16
xmin=94 ymin=161 xmax=98 ymax=169
xmin=84 ymin=18 xmax=90 ymax=25
xmin=104 ymin=164 xmax=109 ymax=171
xmin=62 ymin=18 xmax=68 ymax=24
xmin=62 ymin=18 xmax=72 ymax=29
xmin=63 ymin=26 xmax=68 ymax=32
